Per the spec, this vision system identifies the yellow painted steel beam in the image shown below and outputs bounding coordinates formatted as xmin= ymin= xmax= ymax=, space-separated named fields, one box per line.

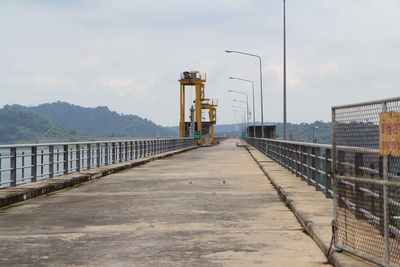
xmin=195 ymin=82 xmax=203 ymax=145
xmin=179 ymin=84 xmax=185 ymax=138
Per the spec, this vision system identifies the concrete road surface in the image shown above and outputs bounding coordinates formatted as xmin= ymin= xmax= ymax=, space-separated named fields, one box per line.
xmin=0 ymin=139 xmax=331 ymax=266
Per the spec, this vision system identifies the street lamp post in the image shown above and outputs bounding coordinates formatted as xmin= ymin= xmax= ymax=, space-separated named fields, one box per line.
xmin=232 ymin=105 xmax=249 ymax=125
xmin=232 ymin=110 xmax=241 ymax=137
xmin=229 ymin=77 xmax=256 ymax=137
xmin=283 ymin=0 xmax=287 ymax=140
xmin=225 ymin=50 xmax=264 ymax=138
xmin=233 ymin=109 xmax=246 ymax=137
xmin=229 ymin=89 xmax=249 ymax=134
xmin=232 ymin=105 xmax=247 ymax=136
xmin=233 ymin=99 xmax=249 ymax=136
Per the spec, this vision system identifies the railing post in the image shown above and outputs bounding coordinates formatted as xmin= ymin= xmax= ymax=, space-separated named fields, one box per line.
xmin=87 ymin=144 xmax=92 ymax=170
xmin=337 ymin=150 xmax=346 ymax=208
xmin=63 ymin=145 xmax=69 ymax=175
xmin=354 ymin=152 xmax=364 ymax=219
xmin=76 ymin=145 xmax=81 ymax=172
xmin=31 ymin=147 xmax=37 ymax=182
xmin=111 ymin=143 xmax=116 ymax=164
xmin=21 ymin=151 xmax=25 ymax=182
xmin=300 ymin=146 xmax=305 ymax=181
xmin=123 ymin=142 xmax=126 ymax=161
xmin=295 ymin=145 xmax=300 ymax=177
xmin=10 ymin=147 xmax=17 ymax=187
xmin=324 ymin=148 xmax=332 ymax=198
xmin=119 ymin=142 xmax=122 ymax=162
xmin=382 ymin=154 xmax=390 ymax=265
xmin=157 ymin=140 xmax=160 ymax=154
xmin=105 ymin=143 xmax=109 ymax=165
xmin=49 ymin=145 xmax=54 ymax=178
xmin=96 ymin=143 xmax=100 ymax=167
xmin=314 ymin=147 xmax=321 ymax=191
xmin=306 ymin=146 xmax=312 ymax=185
xmin=127 ymin=141 xmax=131 ymax=160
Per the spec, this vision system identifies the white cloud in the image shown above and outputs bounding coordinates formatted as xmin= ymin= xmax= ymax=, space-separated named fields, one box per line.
xmin=0 ymin=0 xmax=399 ymax=126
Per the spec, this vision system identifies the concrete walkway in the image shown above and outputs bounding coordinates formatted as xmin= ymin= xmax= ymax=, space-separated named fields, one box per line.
xmin=0 ymin=139 xmax=330 ymax=266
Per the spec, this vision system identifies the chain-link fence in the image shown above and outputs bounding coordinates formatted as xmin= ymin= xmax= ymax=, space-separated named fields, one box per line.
xmin=332 ymin=97 xmax=400 ymax=267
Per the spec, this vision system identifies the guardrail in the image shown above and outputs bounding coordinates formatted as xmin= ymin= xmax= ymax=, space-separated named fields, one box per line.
xmin=0 ymin=138 xmax=195 ymax=189
xmin=245 ymin=137 xmax=333 ymax=198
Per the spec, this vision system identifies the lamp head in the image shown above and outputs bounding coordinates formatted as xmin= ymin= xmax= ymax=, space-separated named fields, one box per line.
xmin=225 ymin=50 xmax=232 ymax=53
xmin=229 ymin=77 xmax=234 ymax=79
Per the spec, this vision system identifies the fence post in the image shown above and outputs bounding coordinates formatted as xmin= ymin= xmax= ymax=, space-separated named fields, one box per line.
xmin=49 ymin=145 xmax=54 ymax=178
xmin=105 ymin=143 xmax=109 ymax=165
xmin=10 ymin=147 xmax=17 ymax=187
xmin=381 ymin=101 xmax=390 ymax=266
xmin=119 ymin=142 xmax=122 ymax=162
xmin=324 ymin=148 xmax=332 ymax=198
xmin=337 ymin=150 xmax=346 ymax=208
xmin=354 ymin=152 xmax=364 ymax=219
xmin=300 ymin=146 xmax=306 ymax=181
xmin=76 ymin=145 xmax=81 ymax=172
xmin=87 ymin=144 xmax=92 ymax=170
xmin=96 ymin=143 xmax=101 ymax=167
xmin=111 ymin=143 xmax=116 ymax=164
xmin=31 ymin=147 xmax=37 ymax=182
xmin=63 ymin=145 xmax=69 ymax=175
xmin=306 ymin=146 xmax=312 ymax=185
xmin=290 ymin=144 xmax=295 ymax=172
xmin=382 ymin=154 xmax=390 ymax=265
xmin=314 ymin=147 xmax=321 ymax=191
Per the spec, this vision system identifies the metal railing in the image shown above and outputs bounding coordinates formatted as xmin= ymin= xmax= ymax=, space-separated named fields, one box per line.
xmin=0 ymin=138 xmax=195 ymax=189
xmin=245 ymin=138 xmax=333 ymax=198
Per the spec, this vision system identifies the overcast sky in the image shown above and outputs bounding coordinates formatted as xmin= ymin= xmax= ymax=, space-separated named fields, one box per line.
xmin=1 ymin=0 xmax=399 ymax=126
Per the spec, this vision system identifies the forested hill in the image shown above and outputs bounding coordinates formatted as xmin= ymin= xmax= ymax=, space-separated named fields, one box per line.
xmin=0 ymin=107 xmax=82 ymax=144
xmin=11 ymin=102 xmax=176 ymax=138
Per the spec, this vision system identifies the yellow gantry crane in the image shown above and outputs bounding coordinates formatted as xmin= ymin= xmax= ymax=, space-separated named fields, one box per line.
xmin=179 ymin=71 xmax=218 ymax=145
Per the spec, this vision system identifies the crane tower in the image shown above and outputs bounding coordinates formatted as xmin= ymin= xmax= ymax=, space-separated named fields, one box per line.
xmin=179 ymin=71 xmax=218 ymax=145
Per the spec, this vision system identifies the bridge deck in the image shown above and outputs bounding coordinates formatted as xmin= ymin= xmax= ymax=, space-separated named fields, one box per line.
xmin=0 ymin=139 xmax=330 ymax=266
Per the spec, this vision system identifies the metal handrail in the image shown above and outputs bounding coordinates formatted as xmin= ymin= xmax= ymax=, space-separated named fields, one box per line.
xmin=0 ymin=138 xmax=196 ymax=189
